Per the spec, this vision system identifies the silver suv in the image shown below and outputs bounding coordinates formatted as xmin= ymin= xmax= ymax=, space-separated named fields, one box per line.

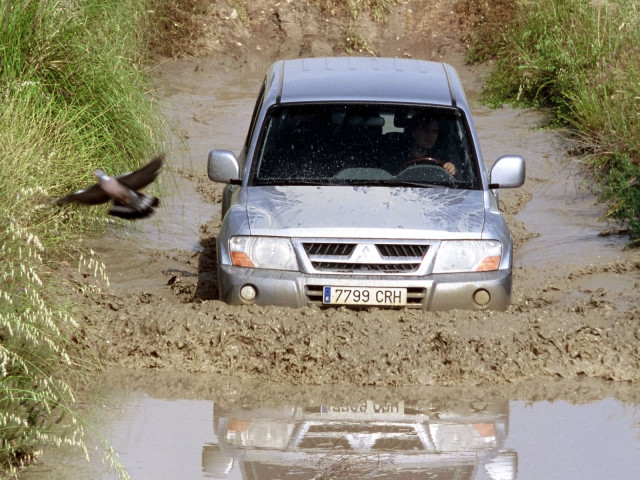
xmin=208 ymin=57 xmax=525 ymax=310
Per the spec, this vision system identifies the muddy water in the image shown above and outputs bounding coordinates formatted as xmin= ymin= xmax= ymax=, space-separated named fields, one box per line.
xmin=156 ymin=57 xmax=257 ymax=170
xmin=21 ymin=372 xmax=640 ymax=480
xmin=119 ymin=58 xmax=260 ymax=254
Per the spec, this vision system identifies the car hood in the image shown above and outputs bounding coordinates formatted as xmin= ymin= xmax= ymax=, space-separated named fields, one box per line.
xmin=244 ymin=186 xmax=486 ymax=239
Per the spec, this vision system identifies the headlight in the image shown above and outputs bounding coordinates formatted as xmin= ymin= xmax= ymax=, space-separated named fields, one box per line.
xmin=225 ymin=419 xmax=295 ymax=449
xmin=429 ymin=423 xmax=497 ymax=452
xmin=433 ymin=240 xmax=502 ymax=273
xmin=229 ymin=236 xmax=298 ymax=271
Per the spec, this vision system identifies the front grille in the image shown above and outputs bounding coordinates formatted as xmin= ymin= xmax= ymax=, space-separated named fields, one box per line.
xmin=303 ymin=242 xmax=355 ymax=256
xmin=301 ymin=241 xmax=429 ymax=275
xmin=298 ymin=423 xmax=427 ymax=451
xmin=312 ymin=262 xmax=418 ymax=273
xmin=377 ymin=244 xmax=428 ymax=258
xmin=301 ymin=241 xmax=429 ymax=307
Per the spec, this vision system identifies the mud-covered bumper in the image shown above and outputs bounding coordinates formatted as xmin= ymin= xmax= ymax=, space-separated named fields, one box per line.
xmin=217 ymin=265 xmax=512 ymax=311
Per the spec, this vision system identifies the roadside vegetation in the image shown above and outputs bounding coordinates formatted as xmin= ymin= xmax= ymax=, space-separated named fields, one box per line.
xmin=0 ymin=0 xmax=161 ymax=475
xmin=459 ymin=0 xmax=640 ymax=245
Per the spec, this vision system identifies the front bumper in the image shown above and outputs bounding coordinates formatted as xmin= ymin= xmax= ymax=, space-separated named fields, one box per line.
xmin=217 ymin=265 xmax=512 ymax=311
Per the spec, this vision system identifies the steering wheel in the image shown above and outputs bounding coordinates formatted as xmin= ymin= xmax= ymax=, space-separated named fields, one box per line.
xmin=404 ymin=156 xmax=445 ymax=169
xmin=396 ymin=158 xmax=457 ymax=185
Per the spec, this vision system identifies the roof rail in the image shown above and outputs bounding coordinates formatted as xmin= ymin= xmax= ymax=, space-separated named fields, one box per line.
xmin=442 ymin=63 xmax=457 ymax=108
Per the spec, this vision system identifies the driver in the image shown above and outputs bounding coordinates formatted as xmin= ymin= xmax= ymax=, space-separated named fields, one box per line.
xmin=404 ymin=114 xmax=456 ymax=176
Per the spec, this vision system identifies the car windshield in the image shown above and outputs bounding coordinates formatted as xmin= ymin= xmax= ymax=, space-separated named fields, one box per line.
xmin=251 ymin=103 xmax=480 ymax=189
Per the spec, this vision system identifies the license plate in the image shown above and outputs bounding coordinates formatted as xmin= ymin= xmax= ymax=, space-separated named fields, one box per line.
xmin=322 ymin=286 xmax=407 ymax=306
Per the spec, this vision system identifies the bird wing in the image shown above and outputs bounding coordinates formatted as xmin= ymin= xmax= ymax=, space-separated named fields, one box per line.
xmin=54 ymin=183 xmax=111 ymax=205
xmin=116 ymin=154 xmax=164 ymax=191
xmin=53 ymin=153 xmax=164 ymax=206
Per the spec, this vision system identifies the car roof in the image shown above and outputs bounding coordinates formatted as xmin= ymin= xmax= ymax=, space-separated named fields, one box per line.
xmin=267 ymin=57 xmax=466 ymax=107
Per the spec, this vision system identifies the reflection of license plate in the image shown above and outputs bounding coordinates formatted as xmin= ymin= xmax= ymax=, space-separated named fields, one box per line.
xmin=321 ymin=401 xmax=405 ymax=415
xmin=323 ymin=286 xmax=407 ymax=306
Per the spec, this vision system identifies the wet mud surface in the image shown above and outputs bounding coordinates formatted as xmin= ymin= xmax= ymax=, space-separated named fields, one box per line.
xmin=73 ymin=0 xmax=640 ymax=388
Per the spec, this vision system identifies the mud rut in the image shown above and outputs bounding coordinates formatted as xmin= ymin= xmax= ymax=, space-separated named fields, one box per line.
xmin=74 ymin=0 xmax=640 ymax=388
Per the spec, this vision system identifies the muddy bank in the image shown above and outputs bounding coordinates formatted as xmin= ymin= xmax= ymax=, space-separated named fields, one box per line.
xmin=73 ymin=0 xmax=640 ymax=388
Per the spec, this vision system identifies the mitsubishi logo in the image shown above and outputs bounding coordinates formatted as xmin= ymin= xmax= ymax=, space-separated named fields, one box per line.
xmin=352 ymin=244 xmax=383 ymax=263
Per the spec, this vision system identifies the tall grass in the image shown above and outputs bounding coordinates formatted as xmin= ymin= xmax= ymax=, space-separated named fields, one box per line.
xmin=1 ymin=0 xmax=161 ymax=474
xmin=462 ymin=0 xmax=640 ymax=244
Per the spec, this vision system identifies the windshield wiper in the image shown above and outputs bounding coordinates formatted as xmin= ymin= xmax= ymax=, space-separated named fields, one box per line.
xmin=254 ymin=179 xmax=454 ymax=188
xmin=342 ymin=180 xmax=441 ymax=188
xmin=253 ymin=179 xmax=325 ymax=186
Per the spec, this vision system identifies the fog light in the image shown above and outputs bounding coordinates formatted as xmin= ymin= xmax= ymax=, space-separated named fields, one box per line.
xmin=473 ymin=289 xmax=490 ymax=306
xmin=240 ymin=285 xmax=257 ymax=301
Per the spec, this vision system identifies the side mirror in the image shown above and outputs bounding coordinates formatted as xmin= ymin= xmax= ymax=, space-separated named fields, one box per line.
xmin=208 ymin=149 xmax=240 ymax=183
xmin=489 ymin=155 xmax=525 ymax=189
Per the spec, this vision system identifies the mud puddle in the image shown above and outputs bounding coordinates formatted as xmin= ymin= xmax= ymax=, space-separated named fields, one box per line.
xmin=21 ymin=371 xmax=640 ymax=480
xmin=105 ymin=59 xmax=261 ymax=253
xmin=156 ymin=57 xmax=258 ymax=170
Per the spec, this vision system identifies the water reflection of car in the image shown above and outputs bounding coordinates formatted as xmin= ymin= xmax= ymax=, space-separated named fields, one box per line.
xmin=207 ymin=57 xmax=525 ymax=311
xmin=202 ymin=398 xmax=517 ymax=479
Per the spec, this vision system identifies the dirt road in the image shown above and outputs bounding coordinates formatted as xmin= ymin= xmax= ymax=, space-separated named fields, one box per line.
xmin=74 ymin=0 xmax=640 ymax=387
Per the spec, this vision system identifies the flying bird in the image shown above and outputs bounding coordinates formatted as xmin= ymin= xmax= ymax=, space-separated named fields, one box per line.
xmin=55 ymin=154 xmax=164 ymax=220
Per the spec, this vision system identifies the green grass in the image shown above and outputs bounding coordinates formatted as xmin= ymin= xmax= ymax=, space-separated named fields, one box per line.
xmin=461 ymin=0 xmax=640 ymax=244
xmin=0 ymin=0 xmax=162 ymax=474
